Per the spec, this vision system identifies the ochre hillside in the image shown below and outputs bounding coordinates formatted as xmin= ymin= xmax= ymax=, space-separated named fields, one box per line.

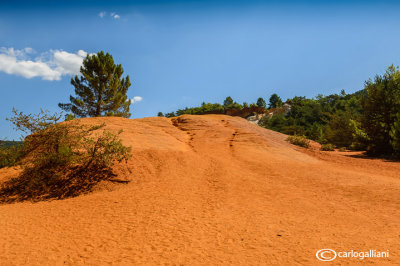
xmin=0 ymin=115 xmax=399 ymax=265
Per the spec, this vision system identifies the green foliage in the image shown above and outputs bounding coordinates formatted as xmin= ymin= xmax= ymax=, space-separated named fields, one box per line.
xmin=228 ymin=102 xmax=244 ymax=110
xmin=0 ymin=144 xmax=26 ymax=168
xmin=269 ymin=93 xmax=283 ymax=109
xmin=65 ymin=113 xmax=76 ymax=121
xmin=163 ymin=96 xmax=267 ymax=118
xmin=156 ymin=65 xmax=400 ymax=158
xmin=157 ymin=112 xmax=164 ymax=117
xmin=0 ymin=110 xmax=132 ymax=203
xmin=307 ymin=123 xmax=326 ymax=143
xmin=83 ymin=129 xmax=131 ymax=168
xmin=321 ymin=143 xmax=335 ymax=151
xmin=324 ymin=112 xmax=354 ymax=148
xmin=7 ymin=108 xmax=63 ymax=135
xmin=362 ymin=65 xmax=400 ymax=156
xmin=256 ymin=97 xmax=267 ymax=109
xmin=0 ymin=140 xmax=23 ymax=148
xmin=348 ymin=119 xmax=368 ymax=150
xmin=223 ymin=96 xmax=234 ymax=108
xmin=260 ymin=90 xmax=364 ymax=149
xmin=170 ymin=99 xmax=247 ymax=117
xmin=176 ymin=102 xmax=225 ymax=116
xmin=286 ymin=135 xmax=310 ymax=148
xmin=165 ymin=112 xmax=176 ymax=118
xmin=389 ymin=113 xmax=400 ymax=155
xmin=261 ymin=114 xmax=287 ymax=132
xmin=58 ymin=51 xmax=131 ymax=118
xmin=260 ymin=66 xmax=400 ymax=157
xmin=281 ymin=125 xmax=306 ymax=136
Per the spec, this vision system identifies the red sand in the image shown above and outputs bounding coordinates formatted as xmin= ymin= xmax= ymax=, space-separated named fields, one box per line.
xmin=0 ymin=114 xmax=399 ymax=265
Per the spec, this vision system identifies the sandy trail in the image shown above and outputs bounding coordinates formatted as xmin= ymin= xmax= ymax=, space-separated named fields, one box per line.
xmin=0 ymin=114 xmax=399 ymax=265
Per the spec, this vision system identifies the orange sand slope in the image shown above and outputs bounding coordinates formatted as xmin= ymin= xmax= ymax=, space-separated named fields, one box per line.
xmin=1 ymin=114 xmax=400 ymax=265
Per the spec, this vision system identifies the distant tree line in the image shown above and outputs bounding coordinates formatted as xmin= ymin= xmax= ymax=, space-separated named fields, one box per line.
xmin=260 ymin=89 xmax=365 ymax=150
xmin=157 ymin=94 xmax=281 ymax=118
xmin=260 ymin=65 xmax=400 ymax=157
xmin=159 ymin=65 xmax=400 ymax=157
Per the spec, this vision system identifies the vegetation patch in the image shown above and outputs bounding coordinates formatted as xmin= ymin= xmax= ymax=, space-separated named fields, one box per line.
xmin=321 ymin=144 xmax=335 ymax=151
xmin=286 ymin=135 xmax=310 ymax=148
xmin=0 ymin=142 xmax=26 ymax=169
xmin=0 ymin=110 xmax=131 ymax=203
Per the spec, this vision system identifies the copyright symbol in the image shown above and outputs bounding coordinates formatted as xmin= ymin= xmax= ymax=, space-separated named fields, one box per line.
xmin=316 ymin=249 xmax=337 ymax=261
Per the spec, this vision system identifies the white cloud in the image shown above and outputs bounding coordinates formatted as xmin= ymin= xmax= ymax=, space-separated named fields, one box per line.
xmin=130 ymin=96 xmax=143 ymax=104
xmin=0 ymin=47 xmax=26 ymax=58
xmin=53 ymin=50 xmax=87 ymax=75
xmin=99 ymin=11 xmax=120 ymax=20
xmin=0 ymin=47 xmax=89 ymax=81
xmin=24 ymin=47 xmax=35 ymax=54
xmin=110 ymin=12 xmax=120 ymax=19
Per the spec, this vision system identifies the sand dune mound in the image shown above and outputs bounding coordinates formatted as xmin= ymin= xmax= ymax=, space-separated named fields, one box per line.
xmin=0 ymin=114 xmax=399 ymax=265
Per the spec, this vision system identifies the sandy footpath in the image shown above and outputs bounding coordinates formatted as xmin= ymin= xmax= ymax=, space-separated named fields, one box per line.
xmin=0 ymin=115 xmax=399 ymax=265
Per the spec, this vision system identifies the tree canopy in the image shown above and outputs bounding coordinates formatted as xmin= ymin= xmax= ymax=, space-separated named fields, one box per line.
xmin=59 ymin=51 xmax=131 ymax=118
xmin=361 ymin=65 xmax=400 ymax=155
xmin=256 ymin=97 xmax=266 ymax=109
xmin=223 ymin=96 xmax=234 ymax=108
xmin=156 ymin=65 xmax=400 ymax=157
xmin=268 ymin=93 xmax=283 ymax=109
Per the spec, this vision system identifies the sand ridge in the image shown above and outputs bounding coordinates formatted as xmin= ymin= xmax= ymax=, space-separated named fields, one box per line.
xmin=0 ymin=114 xmax=399 ymax=265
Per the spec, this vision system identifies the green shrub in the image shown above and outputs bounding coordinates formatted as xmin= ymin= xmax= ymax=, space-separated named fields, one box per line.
xmin=280 ymin=125 xmax=306 ymax=136
xmin=324 ymin=113 xmax=354 ymax=148
xmin=361 ymin=65 xmax=400 ymax=156
xmin=261 ymin=114 xmax=288 ymax=132
xmin=338 ymin=147 xmax=346 ymax=152
xmin=348 ymin=119 xmax=368 ymax=150
xmin=0 ymin=109 xmax=131 ymax=203
xmin=390 ymin=113 xmax=400 ymax=156
xmin=321 ymin=144 xmax=335 ymax=151
xmin=0 ymin=144 xmax=26 ymax=168
xmin=286 ymin=135 xmax=310 ymax=148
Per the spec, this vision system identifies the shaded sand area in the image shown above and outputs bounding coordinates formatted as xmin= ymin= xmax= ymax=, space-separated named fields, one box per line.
xmin=0 ymin=115 xmax=399 ymax=265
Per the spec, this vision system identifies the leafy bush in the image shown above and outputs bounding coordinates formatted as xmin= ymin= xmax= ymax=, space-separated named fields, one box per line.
xmin=0 ymin=140 xmax=23 ymax=148
xmin=0 ymin=109 xmax=131 ymax=203
xmin=338 ymin=147 xmax=347 ymax=152
xmin=321 ymin=144 xmax=335 ymax=151
xmin=280 ymin=125 xmax=306 ymax=136
xmin=348 ymin=119 xmax=368 ymax=150
xmin=0 ymin=144 xmax=26 ymax=168
xmin=165 ymin=112 xmax=176 ymax=118
xmin=261 ymin=114 xmax=288 ymax=132
xmin=286 ymin=135 xmax=310 ymax=148
xmin=175 ymin=102 xmax=225 ymax=116
xmin=324 ymin=113 xmax=355 ymax=148
xmin=362 ymin=65 xmax=400 ymax=156
xmin=260 ymin=91 xmax=364 ymax=148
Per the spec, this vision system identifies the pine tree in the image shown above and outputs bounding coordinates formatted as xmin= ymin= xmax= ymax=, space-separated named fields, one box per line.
xmin=362 ymin=65 xmax=400 ymax=155
xmin=268 ymin=93 xmax=283 ymax=109
xmin=389 ymin=113 xmax=400 ymax=156
xmin=59 ymin=51 xmax=131 ymax=118
xmin=223 ymin=96 xmax=234 ymax=108
xmin=256 ymin=97 xmax=266 ymax=109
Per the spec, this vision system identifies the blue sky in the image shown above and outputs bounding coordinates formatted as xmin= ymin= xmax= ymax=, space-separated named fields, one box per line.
xmin=1 ymin=0 xmax=400 ymax=139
